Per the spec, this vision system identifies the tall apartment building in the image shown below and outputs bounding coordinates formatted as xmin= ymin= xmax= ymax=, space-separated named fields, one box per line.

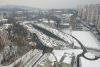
xmin=77 ymin=5 xmax=84 ymax=18
xmin=77 ymin=4 xmax=100 ymax=29
xmin=69 ymin=14 xmax=77 ymax=30
xmin=97 ymin=15 xmax=100 ymax=30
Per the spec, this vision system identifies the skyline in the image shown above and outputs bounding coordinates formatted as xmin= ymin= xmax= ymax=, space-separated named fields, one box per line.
xmin=0 ymin=0 xmax=100 ymax=9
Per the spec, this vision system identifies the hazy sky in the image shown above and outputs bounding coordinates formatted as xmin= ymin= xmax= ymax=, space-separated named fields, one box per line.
xmin=0 ymin=0 xmax=100 ymax=9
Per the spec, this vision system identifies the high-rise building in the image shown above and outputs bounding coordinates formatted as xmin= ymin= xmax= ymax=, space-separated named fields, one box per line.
xmin=77 ymin=5 xmax=83 ymax=18
xmin=97 ymin=15 xmax=100 ymax=30
xmin=69 ymin=14 xmax=77 ymax=30
xmin=77 ymin=4 xmax=100 ymax=27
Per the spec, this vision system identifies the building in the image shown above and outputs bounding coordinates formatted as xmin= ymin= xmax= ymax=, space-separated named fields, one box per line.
xmin=77 ymin=4 xmax=100 ymax=24
xmin=97 ymin=15 xmax=100 ymax=30
xmin=69 ymin=14 xmax=77 ymax=30
xmin=0 ymin=13 xmax=3 ymax=20
xmin=77 ymin=4 xmax=100 ymax=33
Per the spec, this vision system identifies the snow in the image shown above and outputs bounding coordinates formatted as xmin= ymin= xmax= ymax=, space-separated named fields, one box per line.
xmin=60 ymin=23 xmax=69 ymax=26
xmin=19 ymin=22 xmax=100 ymax=67
xmin=49 ymin=20 xmax=55 ymax=23
xmin=43 ymin=20 xmax=48 ymax=23
xmin=34 ymin=23 xmax=73 ymax=44
xmin=72 ymin=31 xmax=100 ymax=50
xmin=81 ymin=57 xmax=100 ymax=67
xmin=2 ymin=19 xmax=8 ymax=22
xmin=3 ymin=24 xmax=12 ymax=29
xmin=22 ymin=23 xmax=57 ymax=48
xmin=42 ymin=19 xmax=55 ymax=23
xmin=62 ymin=14 xmax=73 ymax=18
xmin=48 ymin=49 xmax=82 ymax=64
xmin=84 ymin=52 xmax=95 ymax=59
xmin=48 ymin=49 xmax=100 ymax=67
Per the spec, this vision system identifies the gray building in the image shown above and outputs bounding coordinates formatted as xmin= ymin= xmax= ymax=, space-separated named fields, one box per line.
xmin=97 ymin=15 xmax=100 ymax=30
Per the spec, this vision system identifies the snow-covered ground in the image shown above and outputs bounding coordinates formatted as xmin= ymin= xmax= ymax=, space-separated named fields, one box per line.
xmin=21 ymin=22 xmax=100 ymax=67
xmin=71 ymin=31 xmax=100 ymax=67
xmin=72 ymin=31 xmax=100 ymax=50
xmin=49 ymin=49 xmax=82 ymax=62
xmin=81 ymin=57 xmax=100 ymax=67
xmin=34 ymin=23 xmax=100 ymax=50
xmin=48 ymin=49 xmax=82 ymax=66
xmin=22 ymin=22 xmax=71 ymax=49
xmin=34 ymin=23 xmax=73 ymax=45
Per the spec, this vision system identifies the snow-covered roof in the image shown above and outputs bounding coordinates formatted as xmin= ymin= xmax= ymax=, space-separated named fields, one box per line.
xmin=1 ymin=19 xmax=8 ymax=21
xmin=34 ymin=23 xmax=72 ymax=44
xmin=3 ymin=24 xmax=12 ymax=29
xmin=72 ymin=31 xmax=100 ymax=50
xmin=60 ymin=23 xmax=69 ymax=26
xmin=43 ymin=19 xmax=55 ymax=23
xmin=43 ymin=20 xmax=48 ymax=23
xmin=49 ymin=20 xmax=55 ymax=23
xmin=23 ymin=21 xmax=33 ymax=24
xmin=62 ymin=14 xmax=73 ymax=18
